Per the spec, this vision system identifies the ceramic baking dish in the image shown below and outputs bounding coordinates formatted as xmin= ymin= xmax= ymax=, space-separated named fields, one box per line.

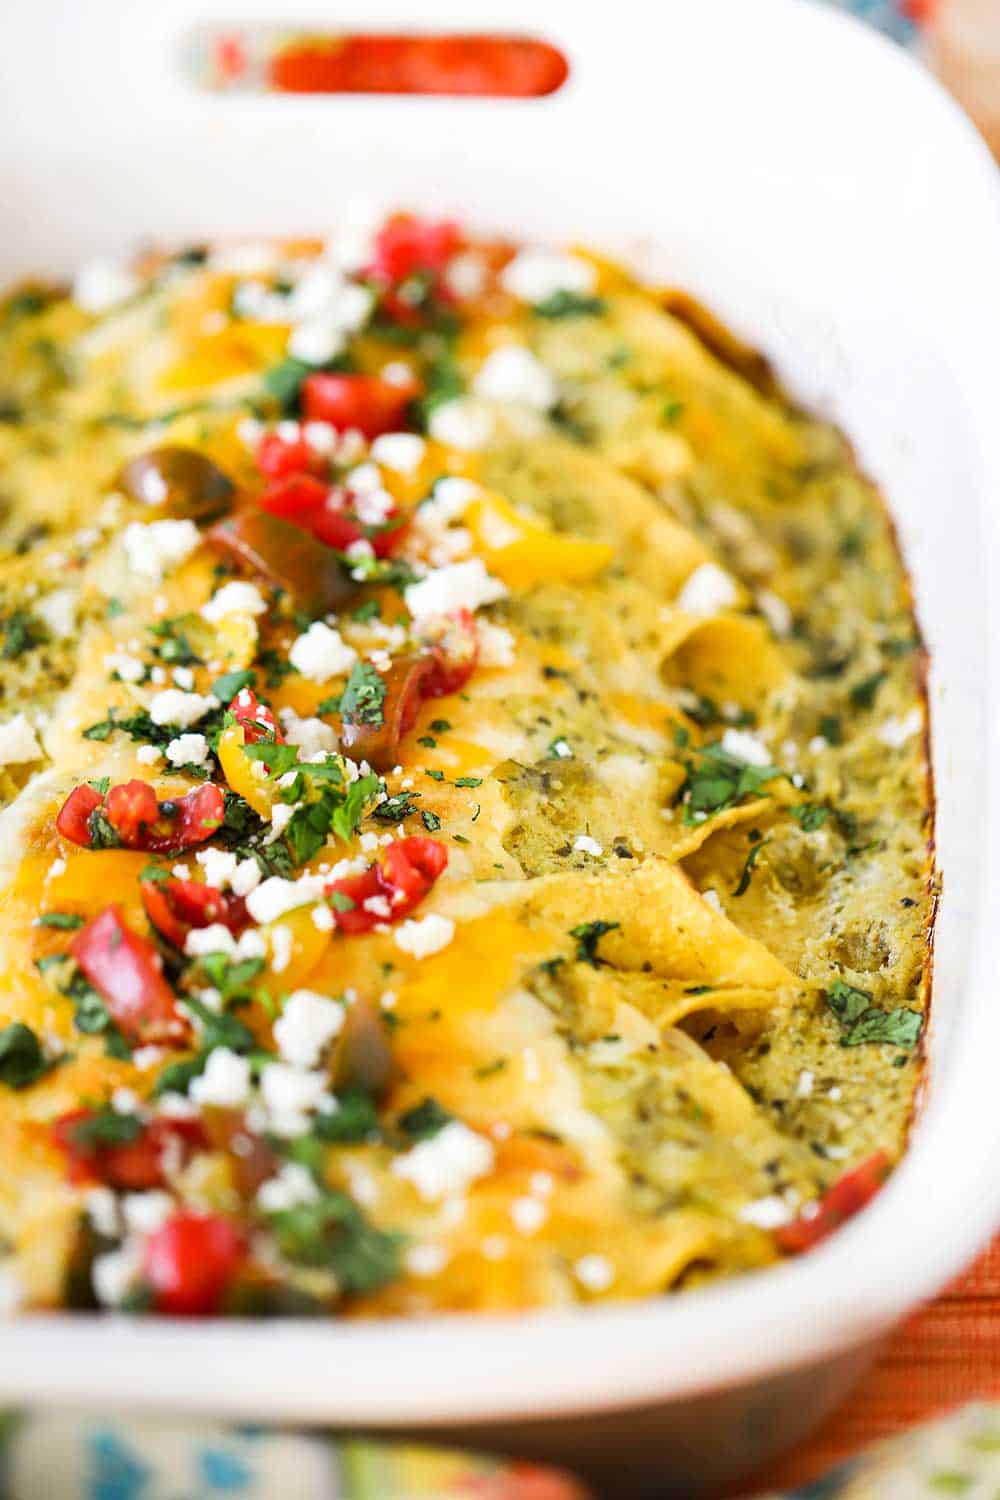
xmin=1 ymin=0 xmax=1000 ymax=1492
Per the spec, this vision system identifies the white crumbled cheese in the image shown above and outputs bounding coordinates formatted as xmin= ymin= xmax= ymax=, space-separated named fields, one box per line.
xmin=303 ymin=419 xmax=337 ymax=455
xmin=676 ymin=562 xmax=739 ymax=616
xmin=122 ymin=1191 xmax=174 ymax=1236
xmin=231 ymin=858 xmax=262 ymax=897
xmin=184 ymin=923 xmax=239 ymax=959
xmin=405 ymin=1243 xmax=449 ymax=1278
xmin=136 ymin=744 xmax=161 ymax=765
xmin=404 ymin=559 xmax=507 ymax=621
xmin=85 ymin=1187 xmax=120 ymax=1240
xmin=445 ymin=250 xmax=488 ymax=300
xmin=122 ymin=520 xmax=200 ymax=582
xmin=173 ymin=666 xmax=195 ymax=690
xmin=353 ymin=487 xmax=395 ymax=527
xmin=280 ymin=710 xmax=337 ymax=758
xmin=274 ymin=990 xmax=344 ymax=1069
xmin=500 ymin=248 xmax=597 ymax=304
xmin=257 ymin=1162 xmax=320 ymax=1214
xmin=796 ymin=1069 xmax=815 ymax=1099
xmin=702 ymin=888 xmax=724 ymax=914
xmin=549 ymin=738 xmax=572 ymax=759
xmin=0 ymin=714 xmax=42 ymax=766
xmin=312 ymin=903 xmax=334 ymax=932
xmin=190 ymin=1047 xmax=252 ymax=1109
xmin=428 ymin=397 xmax=494 ymax=451
xmin=877 ymin=708 xmax=922 ymax=749
xmin=165 ymin=732 xmax=210 ymax=768
xmin=196 ymin=847 xmax=239 ymax=890
xmin=346 ymin=461 xmax=382 ymax=494
xmin=237 ymin=416 xmax=264 ymax=450
xmin=757 ymin=588 xmax=793 ymax=637
xmin=104 ymin=650 xmax=146 ymax=684
xmin=574 ymin=1254 xmax=615 ymax=1292
xmin=246 ymin=873 xmax=325 ymax=925
xmin=472 ymin=346 xmax=557 ymax=410
xmin=35 ymin=588 xmax=77 ymax=638
xmin=394 ymin=913 xmax=455 ymax=959
xmin=92 ymin=1242 xmax=143 ymax=1308
xmin=149 ymin=689 xmax=217 ymax=728
xmin=268 ymin=802 xmax=296 ymax=836
xmin=739 ymin=1195 xmax=794 ymax=1230
xmin=370 ymin=432 xmax=426 ymax=474
xmin=510 ymin=1196 xmax=548 ymax=1234
xmin=572 ymin=834 xmax=603 ymax=858
xmin=260 ymin=1062 xmax=330 ymax=1137
xmin=201 ymin=581 xmax=268 ymax=622
xmin=73 ymin=259 xmax=139 ymax=313
xmin=269 ymin=923 xmax=293 ymax=975
xmin=132 ymin=1045 xmax=166 ymax=1071
xmin=392 ymin=1121 xmax=494 ymax=1201
xmin=287 ymin=317 xmax=346 ymax=367
xmin=288 ymin=621 xmax=357 ymax=683
xmin=476 ymin=621 xmax=516 ymax=668
xmin=807 ymin=735 xmax=829 ymax=755
xmin=720 ymin=728 xmax=772 ymax=768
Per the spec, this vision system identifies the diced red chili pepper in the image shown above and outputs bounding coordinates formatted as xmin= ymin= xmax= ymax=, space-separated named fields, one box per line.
xmin=421 ymin=609 xmax=479 ymax=698
xmin=327 ymin=835 xmax=448 ymax=934
xmin=55 ymin=783 xmax=103 ymax=844
xmin=309 ymin=499 xmax=366 ymax=553
xmin=141 ymin=877 xmax=248 ymax=950
xmin=227 ymin=687 xmax=282 ymax=744
xmin=301 ymin=372 xmax=421 ymax=440
xmin=142 ymin=1211 xmax=247 ymax=1315
xmin=774 ymin=1151 xmax=891 ymax=1255
xmin=154 ymin=783 xmax=226 ymax=851
xmin=256 ymin=430 xmax=316 ymax=481
xmin=339 ymin=653 xmax=435 ymax=770
xmin=70 ymin=906 xmax=187 ymax=1045
xmin=209 ymin=511 xmax=358 ymax=615
xmin=52 ymin=1109 xmax=206 ymax=1191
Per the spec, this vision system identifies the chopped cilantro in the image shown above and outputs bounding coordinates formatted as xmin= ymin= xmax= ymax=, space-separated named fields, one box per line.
xmin=373 ymin=791 xmax=421 ymax=823
xmin=413 ymin=352 xmax=464 ymax=428
xmin=825 ymin=978 xmax=922 ymax=1049
xmin=0 ymin=1022 xmax=52 ymax=1089
xmin=733 ymin=838 xmax=769 ymax=896
xmin=570 ymin=920 xmax=620 ymax=968
xmin=398 ymin=1096 xmax=453 ymax=1140
xmin=428 ymin=719 xmax=451 ymax=734
xmin=1 ymin=609 xmax=44 ymax=659
xmin=69 ymin=1107 xmax=143 ymax=1149
xmin=424 ymin=768 xmax=445 ymax=782
xmin=790 ymin=803 xmax=829 ymax=832
xmin=532 ymin=290 xmax=607 ymax=319
xmin=212 ymin=667 xmax=256 ymax=701
xmin=678 ymin=742 xmax=780 ymax=825
xmin=661 ymin=398 xmax=685 ymax=423
xmin=149 ymin=616 xmax=202 ymax=666
xmin=265 ymin=1186 xmax=402 ymax=1294
xmin=417 ymin=735 xmax=436 ymax=749
xmin=351 ymin=598 xmax=382 ymax=623
xmin=420 ymin=809 xmax=442 ymax=832
xmin=849 ymin=672 xmax=887 ymax=711
xmin=454 ymin=775 xmax=482 ymax=788
xmin=263 ymin=356 xmax=313 ymax=414
xmin=818 ymin=715 xmax=843 ymax=746
xmin=36 ymin=911 xmax=85 ymax=930
xmin=338 ymin=661 xmax=387 ymax=728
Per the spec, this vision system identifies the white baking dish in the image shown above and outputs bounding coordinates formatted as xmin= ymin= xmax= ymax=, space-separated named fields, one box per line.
xmin=2 ymin=0 xmax=1000 ymax=1491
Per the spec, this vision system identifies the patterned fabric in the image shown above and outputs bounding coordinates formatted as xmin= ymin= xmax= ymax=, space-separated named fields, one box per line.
xmin=816 ymin=0 xmax=922 ymax=45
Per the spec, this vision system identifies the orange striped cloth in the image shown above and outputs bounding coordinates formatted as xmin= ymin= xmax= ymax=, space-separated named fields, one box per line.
xmin=742 ymin=1234 xmax=1000 ymax=1493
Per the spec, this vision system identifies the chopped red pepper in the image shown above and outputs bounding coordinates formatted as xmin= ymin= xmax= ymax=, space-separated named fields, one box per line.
xmin=368 ymin=214 xmax=461 ymax=285
xmin=141 ymin=877 xmax=249 ymax=950
xmin=227 ymin=687 xmax=282 ymax=744
xmin=56 ymin=780 xmax=225 ymax=854
xmin=774 ymin=1151 xmax=891 ymax=1255
xmin=52 ymin=1109 xmax=205 ymax=1191
xmin=256 ymin=429 xmax=317 ymax=481
xmin=327 ymin=835 xmax=448 ymax=934
xmin=301 ymin=372 xmax=420 ymax=440
xmin=421 ymin=608 xmax=479 ymax=698
xmin=70 ymin=906 xmax=187 ymax=1045
xmin=258 ymin=471 xmax=407 ymax=559
xmin=142 ymin=1210 xmax=246 ymax=1315
xmin=258 ymin=472 xmax=331 ymax=524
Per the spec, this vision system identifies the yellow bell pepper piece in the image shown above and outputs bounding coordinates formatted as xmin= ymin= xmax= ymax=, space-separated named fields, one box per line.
xmin=465 ymin=492 xmax=613 ymax=590
xmin=216 ymin=723 xmax=276 ymax=819
xmin=258 ymin=904 xmax=330 ymax=992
